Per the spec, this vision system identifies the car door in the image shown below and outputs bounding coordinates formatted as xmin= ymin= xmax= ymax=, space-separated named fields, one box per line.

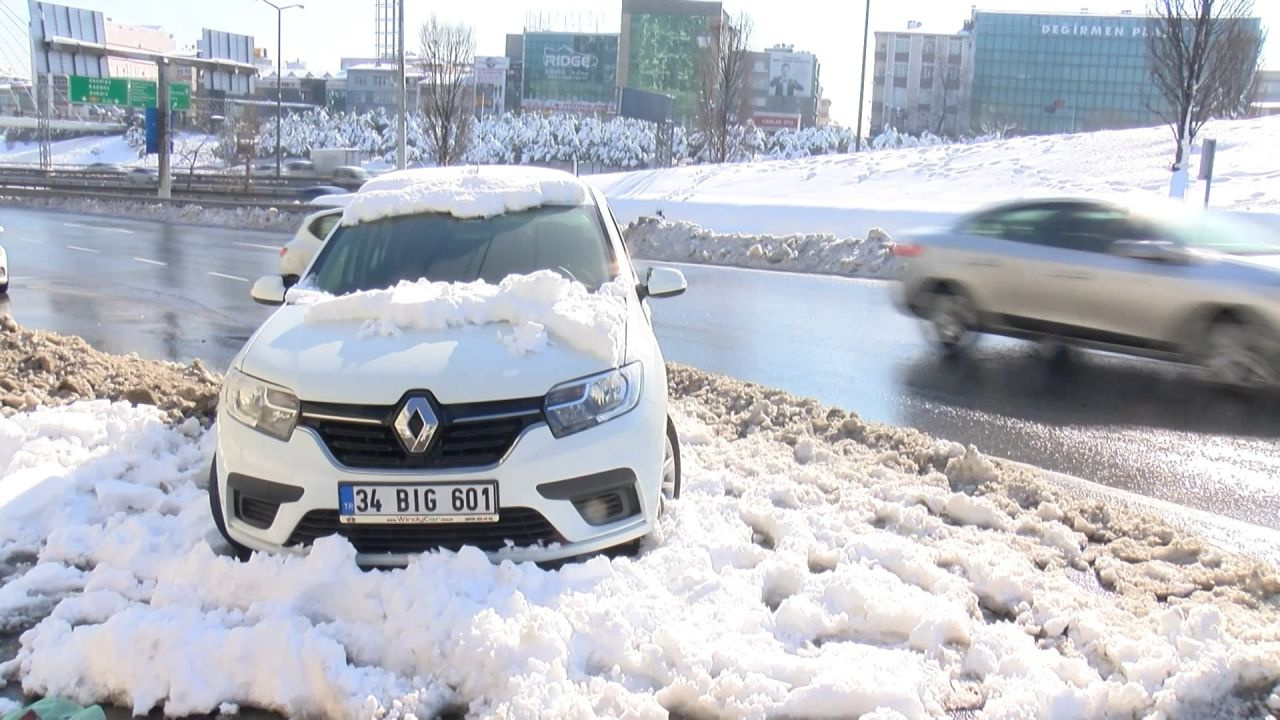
xmin=1040 ymin=207 xmax=1199 ymax=349
xmin=948 ymin=202 xmax=1080 ymax=325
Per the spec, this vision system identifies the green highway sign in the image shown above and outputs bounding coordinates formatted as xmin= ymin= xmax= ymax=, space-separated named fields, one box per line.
xmin=68 ymin=75 xmax=191 ymax=111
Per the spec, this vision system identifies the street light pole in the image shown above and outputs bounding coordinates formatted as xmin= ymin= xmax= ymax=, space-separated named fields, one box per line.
xmin=260 ymin=0 xmax=303 ymax=178
xmin=396 ymin=0 xmax=406 ymax=169
xmin=855 ymin=0 xmax=871 ymax=152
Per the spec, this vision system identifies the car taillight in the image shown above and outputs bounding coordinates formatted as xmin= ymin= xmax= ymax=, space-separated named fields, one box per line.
xmin=892 ymin=244 xmax=925 ymax=257
xmin=279 ymin=247 xmax=288 ymax=257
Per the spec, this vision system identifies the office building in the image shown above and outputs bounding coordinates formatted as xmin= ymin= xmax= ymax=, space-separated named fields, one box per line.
xmin=870 ymin=27 xmax=974 ymax=137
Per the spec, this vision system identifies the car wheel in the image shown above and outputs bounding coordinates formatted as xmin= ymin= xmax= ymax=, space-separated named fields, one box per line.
xmin=662 ymin=416 xmax=682 ymax=504
xmin=1202 ymin=317 xmax=1279 ymax=389
xmin=0 ymin=281 xmax=8 ymax=295
xmin=925 ymin=288 xmax=978 ymax=353
xmin=208 ymin=458 xmax=252 ymax=561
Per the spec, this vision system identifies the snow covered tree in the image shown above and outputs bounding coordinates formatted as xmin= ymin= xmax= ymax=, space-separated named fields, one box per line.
xmin=124 ymin=115 xmax=146 ymax=158
xmin=1147 ymin=0 xmax=1264 ymax=176
xmin=696 ymin=13 xmax=753 ymax=164
xmin=418 ymin=15 xmax=475 ymax=166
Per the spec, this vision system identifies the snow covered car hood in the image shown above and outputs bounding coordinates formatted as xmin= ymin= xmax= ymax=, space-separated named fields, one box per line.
xmin=238 ymin=305 xmax=622 ymax=405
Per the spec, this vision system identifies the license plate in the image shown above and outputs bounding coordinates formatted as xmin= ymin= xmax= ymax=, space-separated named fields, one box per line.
xmin=338 ymin=481 xmax=499 ymax=524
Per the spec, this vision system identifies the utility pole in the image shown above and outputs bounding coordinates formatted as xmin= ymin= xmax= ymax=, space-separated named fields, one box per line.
xmin=854 ymin=0 xmax=871 ymax=152
xmin=260 ymin=0 xmax=304 ymax=178
xmin=396 ymin=0 xmax=407 ymax=170
xmin=158 ymin=60 xmax=172 ymax=198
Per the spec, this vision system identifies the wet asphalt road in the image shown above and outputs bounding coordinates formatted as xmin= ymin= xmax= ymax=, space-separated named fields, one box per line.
xmin=0 ymin=207 xmax=1277 ymax=531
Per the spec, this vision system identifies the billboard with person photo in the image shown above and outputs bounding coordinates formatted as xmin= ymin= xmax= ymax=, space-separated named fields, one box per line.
xmin=768 ymin=51 xmax=814 ymax=100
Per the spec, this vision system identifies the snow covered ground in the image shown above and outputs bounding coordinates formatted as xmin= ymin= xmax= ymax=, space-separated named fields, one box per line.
xmin=1 ymin=330 xmax=1279 ymax=718
xmin=0 ymin=133 xmax=220 ymax=169
xmin=589 ymin=116 xmax=1280 ymax=238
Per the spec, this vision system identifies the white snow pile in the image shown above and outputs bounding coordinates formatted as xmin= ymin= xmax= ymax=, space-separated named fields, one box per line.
xmin=3 ymin=361 xmax=1280 ymax=718
xmin=0 ymin=194 xmax=308 ymax=234
xmin=342 ymin=166 xmax=589 ymax=225
xmin=293 ymin=271 xmax=628 ymax=363
xmin=626 ymin=216 xmax=902 ymax=280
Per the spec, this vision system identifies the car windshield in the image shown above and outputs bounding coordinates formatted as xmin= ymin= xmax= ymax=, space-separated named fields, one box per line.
xmin=306 ymin=204 xmax=617 ymax=295
xmin=1144 ymin=209 xmax=1280 ymax=256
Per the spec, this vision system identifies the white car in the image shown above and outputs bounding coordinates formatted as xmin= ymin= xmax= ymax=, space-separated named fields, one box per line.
xmin=279 ymin=207 xmax=343 ymax=282
xmin=211 ymin=166 xmax=688 ymax=566
xmin=0 ymin=235 xmax=7 ymax=295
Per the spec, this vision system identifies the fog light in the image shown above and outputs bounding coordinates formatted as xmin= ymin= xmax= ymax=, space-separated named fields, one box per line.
xmin=579 ymin=497 xmax=612 ymax=525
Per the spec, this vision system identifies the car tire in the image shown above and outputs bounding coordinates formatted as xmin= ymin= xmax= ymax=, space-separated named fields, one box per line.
xmin=924 ymin=287 xmax=979 ymax=354
xmin=0 ymin=281 xmax=8 ymax=295
xmin=1201 ymin=316 xmax=1279 ymax=390
xmin=662 ymin=416 xmax=682 ymax=502
xmin=208 ymin=458 xmax=252 ymax=562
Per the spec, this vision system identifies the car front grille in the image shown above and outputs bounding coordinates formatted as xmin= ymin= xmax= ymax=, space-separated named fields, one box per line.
xmin=285 ymin=507 xmax=565 ymax=554
xmin=298 ymin=395 xmax=544 ymax=470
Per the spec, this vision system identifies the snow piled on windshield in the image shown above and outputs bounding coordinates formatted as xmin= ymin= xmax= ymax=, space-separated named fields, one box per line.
xmin=292 ymin=270 xmax=628 ymax=363
xmin=2 ymin=390 xmax=1279 ymax=718
xmin=341 ymin=165 xmax=590 ymax=225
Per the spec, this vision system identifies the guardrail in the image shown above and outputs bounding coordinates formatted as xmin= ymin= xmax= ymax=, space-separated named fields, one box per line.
xmin=0 ymin=168 xmax=360 ymax=204
xmin=0 ymin=184 xmax=317 ymax=210
xmin=0 ymin=164 xmax=365 ymax=191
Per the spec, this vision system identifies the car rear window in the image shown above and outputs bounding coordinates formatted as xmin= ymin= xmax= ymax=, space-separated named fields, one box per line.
xmin=307 ymin=205 xmax=617 ymax=295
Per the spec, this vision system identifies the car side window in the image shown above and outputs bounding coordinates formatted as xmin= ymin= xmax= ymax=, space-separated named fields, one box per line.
xmin=1048 ymin=208 xmax=1157 ymax=254
xmin=311 ymin=213 xmax=341 ymax=240
xmin=961 ymin=207 xmax=1059 ymax=244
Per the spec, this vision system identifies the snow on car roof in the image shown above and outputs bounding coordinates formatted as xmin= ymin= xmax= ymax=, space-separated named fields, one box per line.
xmin=341 ymin=165 xmax=591 ymax=225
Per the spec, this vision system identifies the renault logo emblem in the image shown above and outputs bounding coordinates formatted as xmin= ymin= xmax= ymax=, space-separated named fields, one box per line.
xmin=393 ymin=397 xmax=439 ymax=454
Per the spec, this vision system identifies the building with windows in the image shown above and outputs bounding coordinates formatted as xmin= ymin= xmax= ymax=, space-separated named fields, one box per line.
xmin=103 ymin=20 xmax=175 ymax=81
xmin=1253 ymin=69 xmax=1280 ymax=117
xmin=746 ymin=44 xmax=823 ymax=131
xmin=870 ymin=27 xmax=974 ymax=137
xmin=619 ymin=0 xmax=725 ymax=126
xmin=970 ymin=9 xmax=1261 ymax=135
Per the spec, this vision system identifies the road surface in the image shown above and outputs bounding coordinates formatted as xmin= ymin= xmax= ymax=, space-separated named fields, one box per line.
xmin=2 ymin=207 xmax=1276 ymax=530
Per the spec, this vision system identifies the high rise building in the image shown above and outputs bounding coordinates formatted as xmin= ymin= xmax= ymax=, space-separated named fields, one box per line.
xmin=619 ymin=0 xmax=725 ymax=126
xmin=104 ymin=19 xmax=176 ymax=81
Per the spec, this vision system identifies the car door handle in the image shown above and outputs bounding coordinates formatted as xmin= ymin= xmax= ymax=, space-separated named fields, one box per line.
xmin=1047 ymin=271 xmax=1091 ymax=280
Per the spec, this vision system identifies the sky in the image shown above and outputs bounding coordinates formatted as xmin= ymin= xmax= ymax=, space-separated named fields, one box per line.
xmin=1 ymin=0 xmax=1276 ymax=125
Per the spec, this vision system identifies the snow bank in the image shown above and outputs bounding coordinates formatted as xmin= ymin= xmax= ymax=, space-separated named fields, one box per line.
xmin=0 ymin=194 xmax=308 ymax=234
xmin=589 ymin=115 xmax=1280 ymax=237
xmin=2 ymin=336 xmax=1280 ymax=717
xmin=342 ymin=166 xmax=589 ymax=225
xmin=294 ymin=271 xmax=628 ymax=363
xmin=626 ymin=216 xmax=902 ymax=280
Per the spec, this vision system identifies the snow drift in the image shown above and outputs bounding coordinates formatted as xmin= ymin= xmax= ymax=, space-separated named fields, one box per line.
xmin=294 ymin=271 xmax=629 ymax=363
xmin=626 ymin=216 xmax=902 ymax=279
xmin=2 ymin=330 xmax=1279 ymax=718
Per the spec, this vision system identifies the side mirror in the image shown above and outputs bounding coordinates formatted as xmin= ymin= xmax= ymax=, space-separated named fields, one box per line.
xmin=640 ymin=266 xmax=687 ymax=299
xmin=251 ymin=275 xmax=287 ymax=306
xmin=1108 ymin=239 xmax=1191 ymax=265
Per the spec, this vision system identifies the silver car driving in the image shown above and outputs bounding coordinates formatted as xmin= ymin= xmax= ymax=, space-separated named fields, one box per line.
xmin=895 ymin=197 xmax=1280 ymax=387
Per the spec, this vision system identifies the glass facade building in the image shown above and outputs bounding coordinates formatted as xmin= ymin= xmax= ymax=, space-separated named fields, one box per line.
xmin=971 ymin=11 xmax=1165 ymax=135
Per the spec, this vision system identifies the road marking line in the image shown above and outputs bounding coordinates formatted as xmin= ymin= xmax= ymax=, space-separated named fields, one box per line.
xmin=207 ymin=271 xmax=249 ymax=282
xmin=134 ymin=257 xmax=167 ymax=266
xmin=17 ymin=238 xmax=42 ymax=244
xmin=234 ymin=241 xmax=281 ymax=251
xmin=67 ymin=245 xmax=99 ymax=253
xmin=8 ymin=276 xmax=37 ymax=281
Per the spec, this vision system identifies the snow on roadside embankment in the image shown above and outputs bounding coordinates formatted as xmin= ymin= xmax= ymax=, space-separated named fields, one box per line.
xmin=2 ymin=322 xmax=1279 ymax=717
xmin=626 ymin=216 xmax=901 ymax=279
xmin=0 ymin=194 xmax=310 ymax=234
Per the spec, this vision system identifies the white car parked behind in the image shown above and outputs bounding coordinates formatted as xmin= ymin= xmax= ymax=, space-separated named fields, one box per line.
xmin=213 ymin=166 xmax=688 ymax=566
xmin=279 ymin=207 xmax=343 ymax=282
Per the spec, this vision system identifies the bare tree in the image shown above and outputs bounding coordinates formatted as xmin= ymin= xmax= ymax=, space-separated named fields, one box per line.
xmin=1147 ymin=0 xmax=1264 ymax=169
xmin=696 ymin=13 xmax=753 ymax=164
xmin=177 ymin=133 xmax=217 ymax=190
xmin=419 ymin=15 xmax=475 ymax=166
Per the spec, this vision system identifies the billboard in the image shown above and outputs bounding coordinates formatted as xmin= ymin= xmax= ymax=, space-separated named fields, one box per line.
xmin=625 ymin=13 xmax=711 ymax=123
xmin=767 ymin=51 xmax=814 ymax=99
xmin=474 ymin=55 xmax=509 ymax=117
xmin=28 ymin=1 xmax=110 ymax=78
xmin=200 ymin=29 xmax=255 ymax=96
xmin=521 ymin=32 xmax=618 ymax=113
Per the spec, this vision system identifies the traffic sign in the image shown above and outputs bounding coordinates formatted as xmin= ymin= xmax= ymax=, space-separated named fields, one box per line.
xmin=68 ymin=75 xmax=191 ymax=111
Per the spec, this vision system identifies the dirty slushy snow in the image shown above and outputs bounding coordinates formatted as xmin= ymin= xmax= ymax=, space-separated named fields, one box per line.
xmin=293 ymin=271 xmax=629 ymax=364
xmin=2 ymin=359 xmax=1279 ymax=718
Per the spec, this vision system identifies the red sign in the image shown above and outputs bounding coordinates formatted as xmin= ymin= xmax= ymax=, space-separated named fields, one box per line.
xmin=752 ymin=112 xmax=801 ymax=130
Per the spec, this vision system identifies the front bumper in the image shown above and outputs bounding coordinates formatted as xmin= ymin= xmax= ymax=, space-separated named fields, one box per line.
xmin=213 ymin=398 xmax=666 ymax=566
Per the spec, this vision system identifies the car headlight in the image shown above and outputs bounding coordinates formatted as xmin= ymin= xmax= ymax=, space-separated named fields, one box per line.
xmin=544 ymin=362 xmax=643 ymax=438
xmin=221 ymin=368 xmax=300 ymax=441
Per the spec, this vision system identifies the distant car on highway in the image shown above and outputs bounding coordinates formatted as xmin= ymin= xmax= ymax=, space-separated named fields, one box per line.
xmin=894 ymin=197 xmax=1280 ymax=388
xmin=84 ymin=162 xmax=125 ymax=174
xmin=125 ymin=167 xmax=158 ymax=186
xmin=331 ymin=165 xmax=370 ymax=184
xmin=279 ymin=206 xmax=342 ymax=284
